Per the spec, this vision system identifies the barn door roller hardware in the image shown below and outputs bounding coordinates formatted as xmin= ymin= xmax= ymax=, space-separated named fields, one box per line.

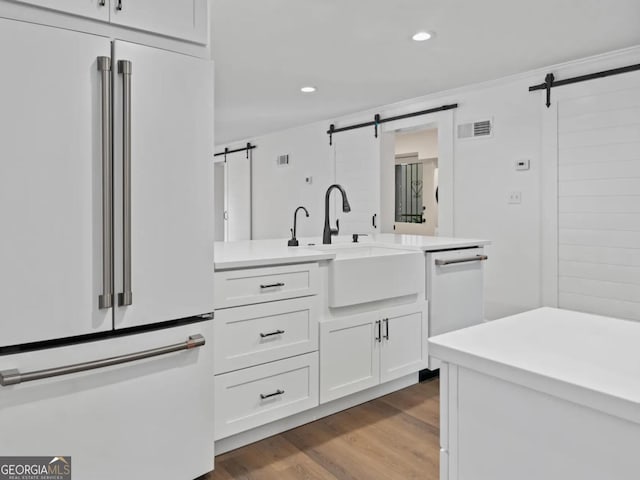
xmin=326 ymin=103 xmax=458 ymax=145
xmin=214 ymin=142 xmax=256 ymax=161
xmin=529 ymin=63 xmax=640 ymax=108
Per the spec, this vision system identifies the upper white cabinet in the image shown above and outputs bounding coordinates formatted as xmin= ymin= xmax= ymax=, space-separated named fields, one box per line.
xmin=10 ymin=0 xmax=208 ymax=44
xmin=111 ymin=0 xmax=208 ymax=44
xmin=12 ymin=0 xmax=110 ymax=21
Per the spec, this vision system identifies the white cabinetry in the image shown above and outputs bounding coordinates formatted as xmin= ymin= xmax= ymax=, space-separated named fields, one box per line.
xmin=9 ymin=0 xmax=208 ymax=43
xmin=214 ymin=263 xmax=319 ymax=309
xmin=12 ymin=0 xmax=109 ymax=21
xmin=215 ymin=352 xmax=318 ymax=440
xmin=214 ymin=296 xmax=319 ymax=374
xmin=214 ymin=263 xmax=320 ymax=440
xmin=320 ymin=302 xmax=428 ymax=403
xmin=111 ymin=0 xmax=208 ymax=44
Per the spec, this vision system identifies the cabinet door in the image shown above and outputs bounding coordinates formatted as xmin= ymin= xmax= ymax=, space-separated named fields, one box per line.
xmin=111 ymin=0 xmax=208 ymax=44
xmin=0 ymin=19 xmax=112 ymax=346
xmin=112 ymin=41 xmax=214 ymax=329
xmin=380 ymin=302 xmax=429 ymax=383
xmin=11 ymin=0 xmax=110 ymax=21
xmin=320 ymin=313 xmax=380 ymax=403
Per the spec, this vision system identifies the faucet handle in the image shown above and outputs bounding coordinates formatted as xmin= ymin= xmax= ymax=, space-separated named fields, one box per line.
xmin=352 ymin=233 xmax=368 ymax=243
xmin=330 ymin=218 xmax=340 ymax=236
xmin=287 ymin=228 xmax=299 ymax=247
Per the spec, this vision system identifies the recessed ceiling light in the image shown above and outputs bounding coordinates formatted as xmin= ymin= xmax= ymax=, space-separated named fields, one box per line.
xmin=300 ymin=86 xmax=317 ymax=93
xmin=412 ymin=31 xmax=432 ymax=42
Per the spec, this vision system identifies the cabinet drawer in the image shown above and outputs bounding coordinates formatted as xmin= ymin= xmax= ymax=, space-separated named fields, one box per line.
xmin=214 ymin=263 xmax=319 ymax=308
xmin=214 ymin=297 xmax=319 ymax=374
xmin=215 ymin=352 xmax=318 ymax=440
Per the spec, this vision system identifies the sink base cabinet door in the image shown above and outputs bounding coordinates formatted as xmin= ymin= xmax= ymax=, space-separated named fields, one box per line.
xmin=380 ymin=302 xmax=428 ymax=383
xmin=320 ymin=312 xmax=380 ymax=404
xmin=320 ymin=302 xmax=428 ymax=403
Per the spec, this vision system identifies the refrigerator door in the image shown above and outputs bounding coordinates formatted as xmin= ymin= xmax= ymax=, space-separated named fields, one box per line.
xmin=112 ymin=41 xmax=215 ymax=329
xmin=0 ymin=18 xmax=112 ymax=347
xmin=0 ymin=320 xmax=215 ymax=480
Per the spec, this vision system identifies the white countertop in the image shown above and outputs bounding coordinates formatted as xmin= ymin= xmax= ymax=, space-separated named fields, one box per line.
xmin=429 ymin=307 xmax=640 ymax=423
xmin=214 ymin=234 xmax=490 ymax=270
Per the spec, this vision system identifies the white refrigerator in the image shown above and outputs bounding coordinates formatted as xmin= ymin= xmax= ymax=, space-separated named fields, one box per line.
xmin=0 ymin=18 xmax=215 ymax=480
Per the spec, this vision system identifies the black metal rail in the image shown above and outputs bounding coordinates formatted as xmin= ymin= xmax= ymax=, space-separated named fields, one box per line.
xmin=214 ymin=142 xmax=256 ymax=159
xmin=327 ymin=103 xmax=458 ymax=145
xmin=529 ymin=63 xmax=640 ymax=107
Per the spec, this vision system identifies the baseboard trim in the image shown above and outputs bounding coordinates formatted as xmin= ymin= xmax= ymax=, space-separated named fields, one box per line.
xmin=214 ymin=373 xmax=418 ymax=455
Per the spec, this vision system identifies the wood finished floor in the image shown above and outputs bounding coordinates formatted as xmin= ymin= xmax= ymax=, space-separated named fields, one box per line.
xmin=204 ymin=378 xmax=439 ymax=480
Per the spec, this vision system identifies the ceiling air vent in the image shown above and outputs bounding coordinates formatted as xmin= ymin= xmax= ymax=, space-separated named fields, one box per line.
xmin=457 ymin=119 xmax=493 ymax=139
xmin=277 ymin=154 xmax=289 ymax=166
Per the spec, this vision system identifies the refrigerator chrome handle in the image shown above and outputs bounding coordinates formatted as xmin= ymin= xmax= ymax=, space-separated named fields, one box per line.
xmin=118 ymin=60 xmax=133 ymax=307
xmin=0 ymin=335 xmax=205 ymax=387
xmin=97 ymin=56 xmax=113 ymax=310
xmin=435 ymin=255 xmax=488 ymax=267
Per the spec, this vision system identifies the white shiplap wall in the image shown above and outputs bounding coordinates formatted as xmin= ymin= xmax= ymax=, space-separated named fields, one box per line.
xmin=333 ymin=128 xmax=380 ymax=235
xmin=558 ymin=81 xmax=640 ymax=320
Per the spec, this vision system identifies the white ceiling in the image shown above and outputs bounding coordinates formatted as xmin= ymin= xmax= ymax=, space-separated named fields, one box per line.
xmin=212 ymin=0 xmax=640 ymax=145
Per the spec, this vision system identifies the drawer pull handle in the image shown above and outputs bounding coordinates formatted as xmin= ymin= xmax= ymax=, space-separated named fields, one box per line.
xmin=383 ymin=318 xmax=389 ymax=340
xmin=260 ymin=389 xmax=285 ymax=400
xmin=435 ymin=255 xmax=488 ymax=266
xmin=260 ymin=282 xmax=285 ymax=289
xmin=260 ymin=329 xmax=285 ymax=338
xmin=0 ymin=334 xmax=205 ymax=387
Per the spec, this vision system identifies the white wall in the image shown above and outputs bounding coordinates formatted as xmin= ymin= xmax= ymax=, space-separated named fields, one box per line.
xmin=395 ymin=128 xmax=438 ymax=159
xmin=247 ymin=123 xmax=335 ymax=240
xmin=216 ymin=46 xmax=640 ymax=320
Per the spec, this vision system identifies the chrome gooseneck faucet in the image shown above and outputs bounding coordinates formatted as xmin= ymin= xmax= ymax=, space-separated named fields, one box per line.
xmin=323 ymin=184 xmax=351 ymax=244
xmin=288 ymin=206 xmax=309 ymax=247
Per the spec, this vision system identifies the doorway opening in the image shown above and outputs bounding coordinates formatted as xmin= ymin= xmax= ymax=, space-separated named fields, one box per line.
xmin=393 ymin=127 xmax=438 ymax=235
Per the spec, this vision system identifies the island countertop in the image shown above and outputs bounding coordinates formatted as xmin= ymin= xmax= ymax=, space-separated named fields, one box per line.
xmin=214 ymin=234 xmax=490 ymax=270
xmin=429 ymin=307 xmax=640 ymax=423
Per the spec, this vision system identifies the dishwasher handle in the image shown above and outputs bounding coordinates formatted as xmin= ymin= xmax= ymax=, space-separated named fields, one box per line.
xmin=435 ymin=255 xmax=488 ymax=266
xmin=0 ymin=334 xmax=205 ymax=387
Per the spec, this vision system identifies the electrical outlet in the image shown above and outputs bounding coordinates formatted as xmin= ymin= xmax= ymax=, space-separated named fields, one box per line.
xmin=508 ymin=191 xmax=522 ymax=204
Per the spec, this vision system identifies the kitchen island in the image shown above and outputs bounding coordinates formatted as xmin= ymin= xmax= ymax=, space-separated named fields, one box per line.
xmin=430 ymin=307 xmax=640 ymax=480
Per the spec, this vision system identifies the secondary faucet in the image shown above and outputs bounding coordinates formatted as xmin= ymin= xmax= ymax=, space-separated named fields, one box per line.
xmin=323 ymin=184 xmax=351 ymax=244
xmin=288 ymin=206 xmax=309 ymax=246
